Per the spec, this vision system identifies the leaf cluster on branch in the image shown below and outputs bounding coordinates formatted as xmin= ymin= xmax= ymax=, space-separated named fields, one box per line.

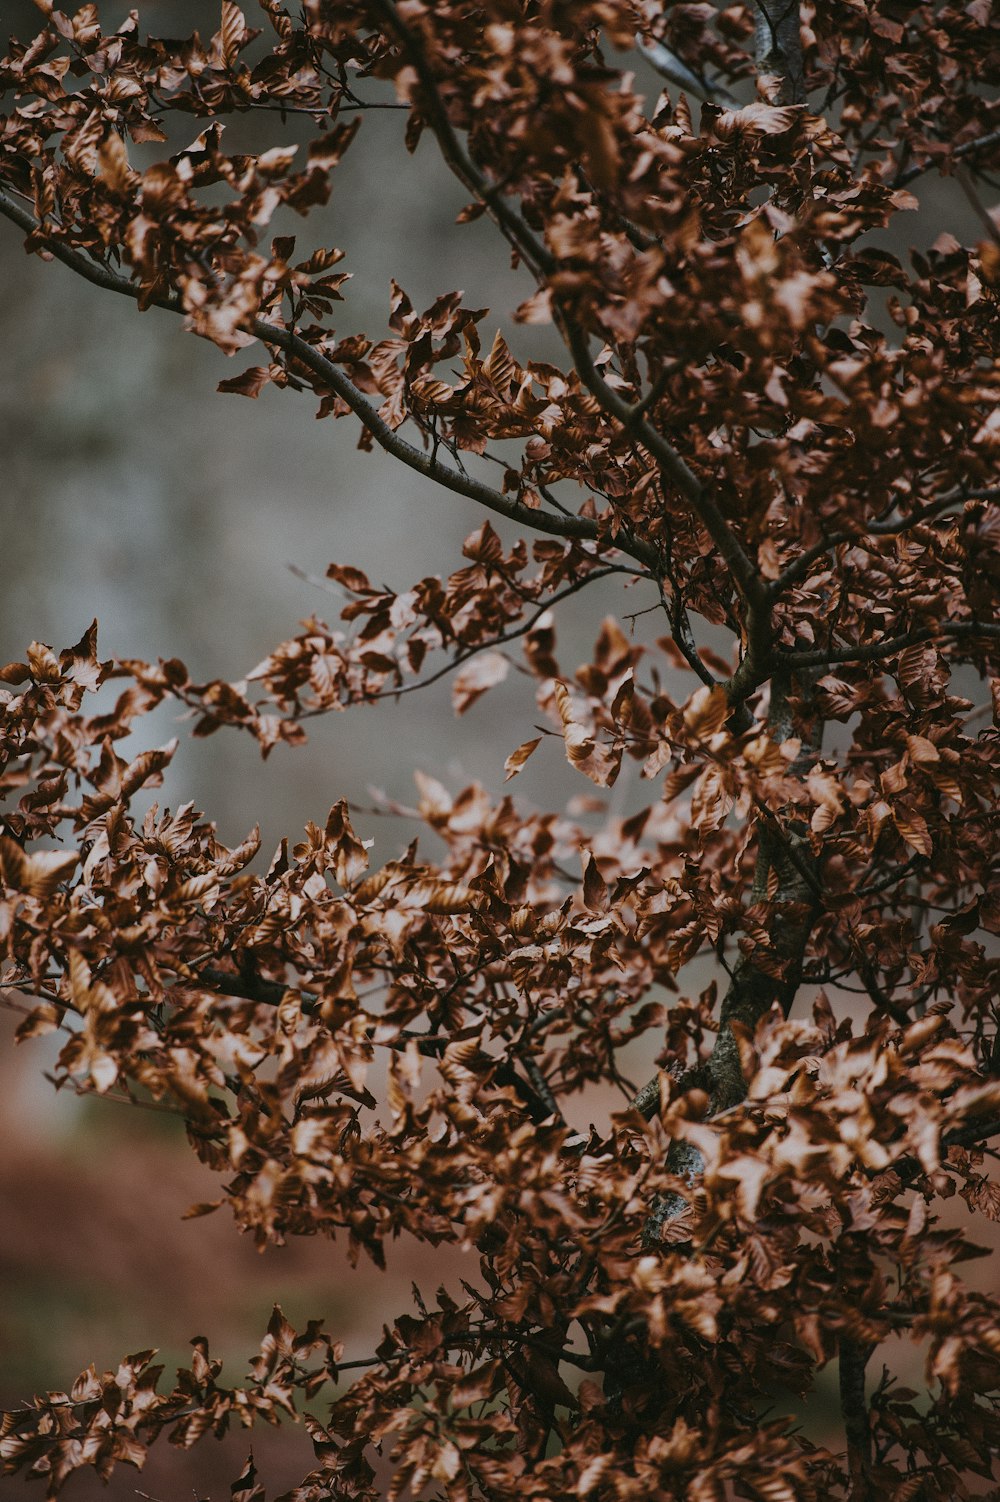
xmin=1 ymin=0 xmax=1000 ymax=1498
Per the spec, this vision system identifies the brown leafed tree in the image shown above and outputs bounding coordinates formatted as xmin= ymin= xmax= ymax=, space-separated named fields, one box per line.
xmin=2 ymin=1 xmax=1000 ymax=1498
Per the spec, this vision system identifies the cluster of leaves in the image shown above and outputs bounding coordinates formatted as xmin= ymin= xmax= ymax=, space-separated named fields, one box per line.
xmin=2 ymin=0 xmax=1000 ymax=1498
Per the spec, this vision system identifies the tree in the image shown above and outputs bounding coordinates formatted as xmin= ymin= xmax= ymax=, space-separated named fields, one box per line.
xmin=1 ymin=0 xmax=999 ymax=1497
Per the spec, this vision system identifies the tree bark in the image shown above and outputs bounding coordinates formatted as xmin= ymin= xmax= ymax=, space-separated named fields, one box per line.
xmin=644 ymin=670 xmax=822 ymax=1242
xmin=753 ymin=0 xmax=806 ymax=104
xmin=840 ymin=1337 xmax=875 ymax=1500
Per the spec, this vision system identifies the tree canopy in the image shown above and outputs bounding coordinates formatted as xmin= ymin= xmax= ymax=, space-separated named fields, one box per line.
xmin=1 ymin=1 xmax=1000 ymax=1498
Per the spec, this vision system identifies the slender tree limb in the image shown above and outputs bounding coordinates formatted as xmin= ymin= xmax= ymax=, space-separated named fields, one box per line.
xmin=778 ymin=620 xmax=1000 ymax=671
xmin=364 ymin=4 xmax=771 ymax=628
xmin=769 ymin=486 xmax=1000 ymax=597
xmin=147 ymin=94 xmax=412 ymax=119
xmin=371 ymin=0 xmax=554 ymax=280
xmin=187 ymin=967 xmax=559 ymax=1124
xmin=840 ymin=928 xmax=913 ymax=1028
xmin=855 ymin=854 xmax=922 ymax=897
xmin=562 ymin=320 xmax=769 ymax=613
xmin=895 ymin=126 xmax=1000 ymax=188
xmin=895 ymin=1114 xmax=1000 ymax=1180
xmin=235 ymin=330 xmax=604 ymax=550
xmin=752 ymin=0 xmax=806 ymax=106
xmin=658 ymin=577 xmax=719 ymax=689
xmin=725 ymin=603 xmax=776 ymax=724
xmin=273 ymin=565 xmax=643 ymax=715
xmin=352 ymin=567 xmax=638 ymax=706
xmin=954 ymin=164 xmax=1000 ymax=247
xmin=0 ymin=188 xmax=664 ymax=570
xmin=517 ymin=1054 xmax=564 ymax=1124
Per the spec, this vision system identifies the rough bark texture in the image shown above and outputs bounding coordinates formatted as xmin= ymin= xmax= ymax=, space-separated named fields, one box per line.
xmin=753 ymin=0 xmax=806 ymax=103
xmin=840 ymin=1338 xmax=876 ymax=1501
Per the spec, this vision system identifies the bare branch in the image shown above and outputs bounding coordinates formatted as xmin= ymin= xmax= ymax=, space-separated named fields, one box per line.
xmin=637 ymin=39 xmax=738 ymax=108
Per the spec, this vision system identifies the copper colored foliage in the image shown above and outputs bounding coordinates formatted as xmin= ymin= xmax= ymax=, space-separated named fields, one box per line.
xmin=2 ymin=0 xmax=1000 ymax=1498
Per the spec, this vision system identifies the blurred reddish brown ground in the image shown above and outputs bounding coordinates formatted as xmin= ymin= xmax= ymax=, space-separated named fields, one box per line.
xmin=0 ymin=1010 xmax=479 ymax=1499
xmin=3 ymin=1005 xmax=997 ymax=1500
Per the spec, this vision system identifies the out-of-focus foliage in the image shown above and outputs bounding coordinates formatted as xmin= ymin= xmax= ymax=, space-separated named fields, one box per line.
xmin=1 ymin=0 xmax=999 ymax=1498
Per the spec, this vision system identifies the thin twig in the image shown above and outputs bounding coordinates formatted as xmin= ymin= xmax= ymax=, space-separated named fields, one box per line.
xmin=895 ymin=127 xmax=1000 ymax=188
xmin=348 ymin=567 xmax=632 ymax=706
xmin=954 ymin=164 xmax=1000 ymax=246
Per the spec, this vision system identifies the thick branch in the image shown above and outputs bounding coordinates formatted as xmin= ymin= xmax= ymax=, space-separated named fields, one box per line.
xmin=752 ymin=0 xmax=805 ymax=105
xmin=706 ymin=832 xmax=818 ymax=1113
xmin=364 ymin=6 xmax=770 ymax=627
xmin=895 ymin=127 xmax=1000 ymax=188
